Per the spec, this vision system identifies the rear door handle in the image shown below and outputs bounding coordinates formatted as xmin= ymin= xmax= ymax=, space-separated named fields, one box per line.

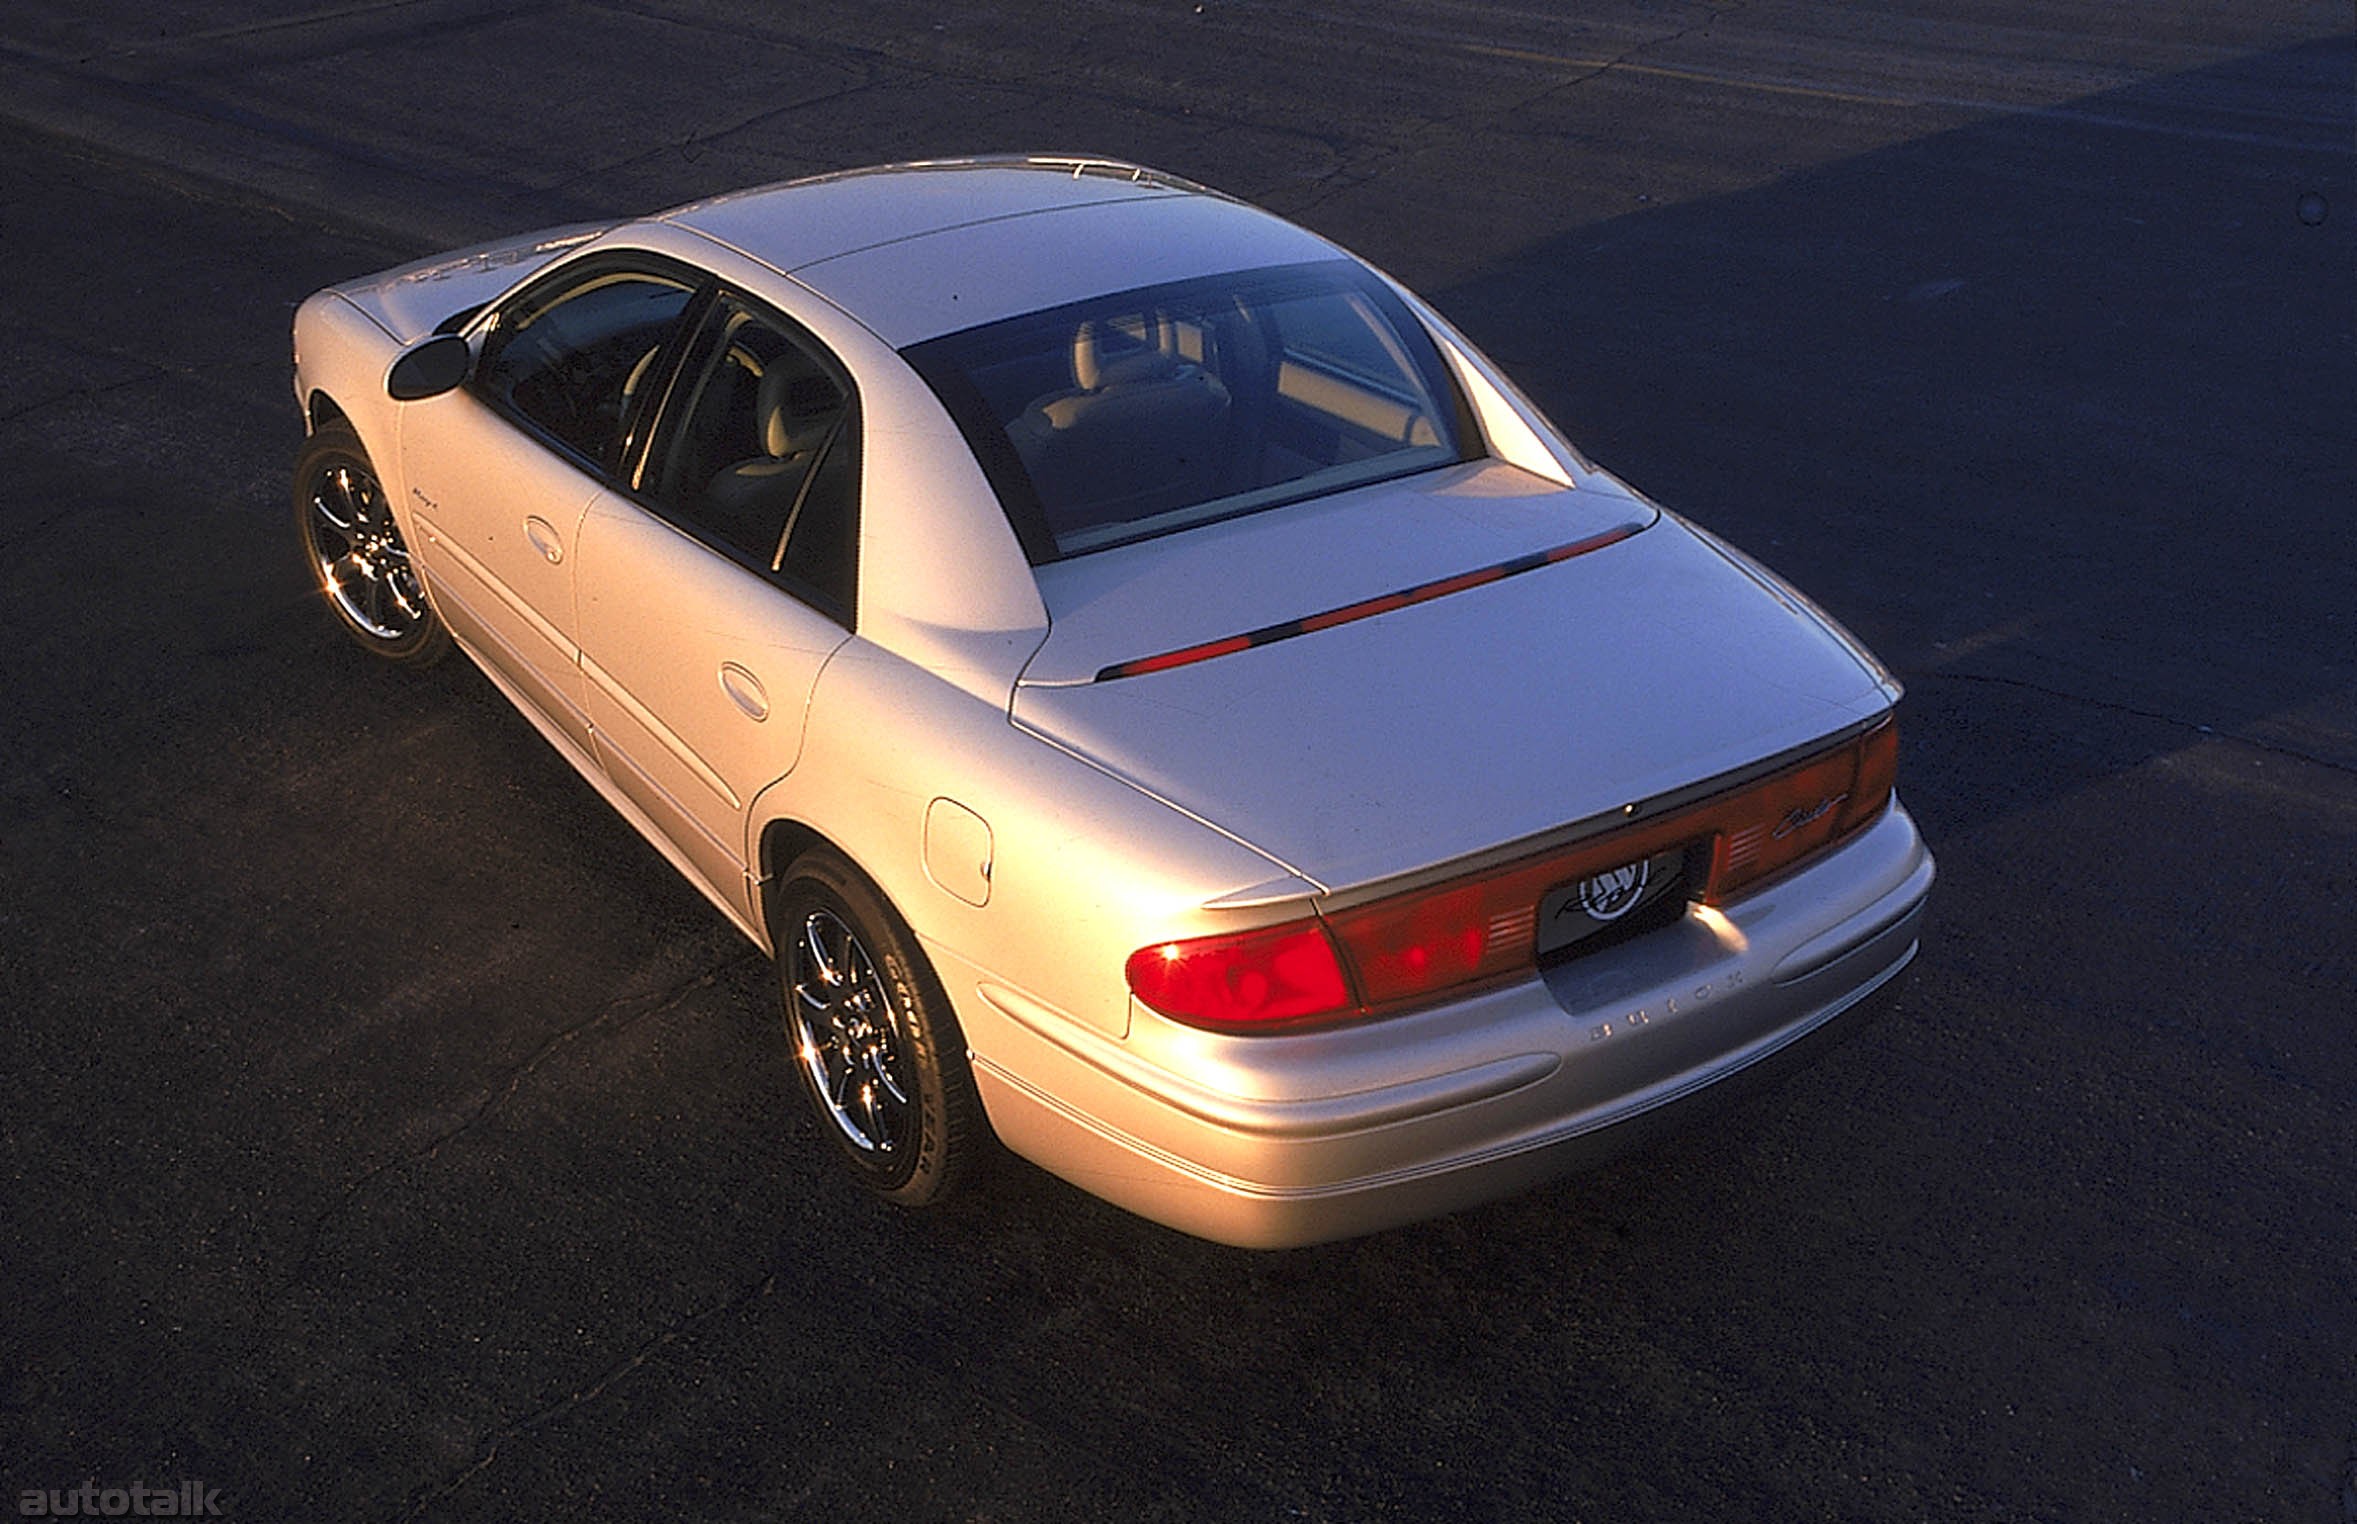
xmin=719 ymin=662 xmax=769 ymax=721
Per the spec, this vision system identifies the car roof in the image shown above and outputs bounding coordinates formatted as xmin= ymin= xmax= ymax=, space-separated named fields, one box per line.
xmin=654 ymin=156 xmax=1343 ymax=346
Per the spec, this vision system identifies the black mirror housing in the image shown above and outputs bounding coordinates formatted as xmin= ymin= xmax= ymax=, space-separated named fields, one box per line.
xmin=386 ymin=334 xmax=472 ymax=401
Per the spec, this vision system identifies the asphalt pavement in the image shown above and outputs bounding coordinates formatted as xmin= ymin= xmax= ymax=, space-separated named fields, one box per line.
xmin=1 ymin=3 xmax=2351 ymax=1520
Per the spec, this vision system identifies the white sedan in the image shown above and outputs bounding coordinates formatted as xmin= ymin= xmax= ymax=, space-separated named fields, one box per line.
xmin=291 ymin=156 xmax=1932 ymax=1247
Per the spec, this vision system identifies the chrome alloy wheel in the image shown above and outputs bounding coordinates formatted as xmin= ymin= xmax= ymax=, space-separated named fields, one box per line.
xmin=789 ymin=908 xmax=914 ymax=1158
xmin=307 ymin=460 xmax=429 ymax=641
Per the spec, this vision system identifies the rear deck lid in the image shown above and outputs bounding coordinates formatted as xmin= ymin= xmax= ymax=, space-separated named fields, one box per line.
xmin=1011 ymin=462 xmax=1888 ymax=894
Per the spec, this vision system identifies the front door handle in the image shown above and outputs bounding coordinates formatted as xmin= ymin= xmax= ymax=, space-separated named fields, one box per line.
xmin=719 ymin=662 xmax=769 ymax=721
xmin=524 ymin=516 xmax=564 ymax=564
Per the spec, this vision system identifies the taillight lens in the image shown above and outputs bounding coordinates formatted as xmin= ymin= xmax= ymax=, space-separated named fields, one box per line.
xmin=1702 ymin=717 xmax=1897 ymax=901
xmin=1128 ymin=719 xmax=1897 ymax=1033
xmin=1124 ymin=922 xmax=1355 ymax=1032
xmin=1328 ymin=859 xmax=1562 ymax=1011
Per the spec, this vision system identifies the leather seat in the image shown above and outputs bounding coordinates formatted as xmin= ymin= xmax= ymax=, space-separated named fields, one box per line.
xmin=703 ymin=365 xmax=842 ymax=543
xmin=1007 ymin=316 xmax=1232 ymax=535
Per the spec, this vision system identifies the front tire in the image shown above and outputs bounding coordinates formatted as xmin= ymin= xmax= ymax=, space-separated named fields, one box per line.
xmin=775 ymin=850 xmax=985 ymax=1206
xmin=293 ymin=419 xmax=450 ymax=665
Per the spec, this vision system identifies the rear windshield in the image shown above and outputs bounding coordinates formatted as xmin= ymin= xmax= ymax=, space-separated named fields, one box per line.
xmin=905 ymin=261 xmax=1474 ymax=561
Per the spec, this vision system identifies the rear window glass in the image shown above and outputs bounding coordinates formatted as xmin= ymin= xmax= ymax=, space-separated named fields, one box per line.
xmin=906 ymin=261 xmax=1473 ymax=561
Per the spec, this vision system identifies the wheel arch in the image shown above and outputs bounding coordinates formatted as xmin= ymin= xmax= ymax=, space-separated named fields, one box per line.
xmin=754 ymin=815 xmax=850 ymax=953
xmin=306 ymin=390 xmax=349 ymax=435
xmin=292 ymin=290 xmax=407 ymax=481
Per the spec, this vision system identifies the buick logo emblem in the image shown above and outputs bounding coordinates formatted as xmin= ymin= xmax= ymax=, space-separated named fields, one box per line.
xmin=1574 ymin=859 xmax=1650 ymax=922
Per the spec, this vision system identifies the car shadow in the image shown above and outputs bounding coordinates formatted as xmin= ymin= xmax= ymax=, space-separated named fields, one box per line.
xmin=1417 ymin=33 xmax=2353 ymax=847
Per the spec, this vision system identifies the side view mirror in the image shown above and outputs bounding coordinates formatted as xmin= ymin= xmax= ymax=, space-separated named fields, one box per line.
xmin=386 ymin=333 xmax=472 ymax=401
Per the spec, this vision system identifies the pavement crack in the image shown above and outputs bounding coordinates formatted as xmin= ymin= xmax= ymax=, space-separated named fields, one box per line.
xmin=1911 ymin=668 xmax=2357 ymax=778
xmin=58 ymin=0 xmax=556 ymax=68
xmin=0 ymin=365 xmax=176 ymax=429
xmin=0 ymin=366 xmax=200 ymax=553
xmin=542 ymin=73 xmax=893 ymax=194
xmin=279 ymin=952 xmax=758 ymax=1289
xmin=1478 ymin=0 xmax=1750 ymax=118
xmin=396 ymin=1268 xmax=780 ymax=1522
xmin=0 ymin=731 xmax=142 ymax=832
xmin=1260 ymin=136 xmax=1421 ymax=220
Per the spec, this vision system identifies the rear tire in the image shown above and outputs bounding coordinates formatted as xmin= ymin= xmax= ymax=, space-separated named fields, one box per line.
xmin=774 ymin=849 xmax=985 ymax=1205
xmin=293 ymin=420 xmax=450 ymax=665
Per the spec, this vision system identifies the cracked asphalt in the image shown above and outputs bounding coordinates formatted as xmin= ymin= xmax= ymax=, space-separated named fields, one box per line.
xmin=2 ymin=2 xmax=2352 ymax=1520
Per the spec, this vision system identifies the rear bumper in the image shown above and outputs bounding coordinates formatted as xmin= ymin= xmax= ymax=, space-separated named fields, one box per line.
xmin=961 ymin=801 xmax=1932 ymax=1248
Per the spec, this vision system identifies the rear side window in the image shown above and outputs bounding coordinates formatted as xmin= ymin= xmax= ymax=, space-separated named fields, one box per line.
xmin=906 ymin=260 xmax=1473 ymax=561
xmin=476 ymin=267 xmax=698 ymax=471
xmin=637 ymin=295 xmax=859 ymax=622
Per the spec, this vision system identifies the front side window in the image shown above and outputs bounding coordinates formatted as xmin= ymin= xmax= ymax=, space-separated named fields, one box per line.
xmin=906 ymin=261 xmax=1473 ymax=561
xmin=476 ymin=266 xmax=698 ymax=471
xmin=639 ymin=296 xmax=858 ymax=620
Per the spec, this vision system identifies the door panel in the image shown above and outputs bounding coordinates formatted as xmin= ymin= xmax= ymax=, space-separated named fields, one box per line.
xmin=570 ymin=288 xmax=860 ymax=922
xmin=398 ymin=260 xmax=701 ymax=751
xmin=576 ymin=498 xmax=847 ymax=918
xmin=400 ymin=396 xmax=598 ymax=748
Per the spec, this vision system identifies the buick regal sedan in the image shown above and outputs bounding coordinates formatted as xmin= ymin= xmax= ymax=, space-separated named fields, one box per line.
xmin=291 ymin=155 xmax=1932 ymax=1247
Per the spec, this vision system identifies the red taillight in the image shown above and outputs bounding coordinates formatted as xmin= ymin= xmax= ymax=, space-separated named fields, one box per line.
xmin=1127 ymin=720 xmax=1897 ymax=1033
xmin=1123 ymin=922 xmax=1355 ymax=1031
xmin=1328 ymin=862 xmax=1550 ymax=1010
xmin=1849 ymin=718 xmax=1900 ymax=829
xmin=1700 ymin=717 xmax=1897 ymax=902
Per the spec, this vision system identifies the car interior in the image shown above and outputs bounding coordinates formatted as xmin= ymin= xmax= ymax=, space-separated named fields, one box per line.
xmin=919 ymin=266 xmax=1464 ymax=559
xmin=652 ymin=307 xmax=850 ymax=573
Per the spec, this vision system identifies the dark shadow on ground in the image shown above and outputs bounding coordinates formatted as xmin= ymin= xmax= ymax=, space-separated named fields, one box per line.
xmin=1427 ymin=34 xmax=2355 ymax=847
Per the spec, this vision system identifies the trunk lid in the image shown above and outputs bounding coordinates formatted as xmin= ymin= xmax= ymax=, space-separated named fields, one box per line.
xmin=1011 ymin=461 xmax=1889 ymax=894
